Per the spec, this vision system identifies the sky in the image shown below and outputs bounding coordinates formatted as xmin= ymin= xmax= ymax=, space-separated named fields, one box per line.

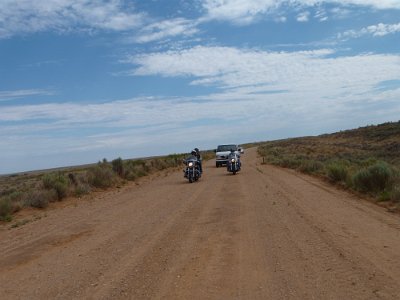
xmin=0 ymin=0 xmax=400 ymax=174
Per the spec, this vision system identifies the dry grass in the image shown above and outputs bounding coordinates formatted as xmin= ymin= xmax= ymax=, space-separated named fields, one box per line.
xmin=258 ymin=121 xmax=400 ymax=207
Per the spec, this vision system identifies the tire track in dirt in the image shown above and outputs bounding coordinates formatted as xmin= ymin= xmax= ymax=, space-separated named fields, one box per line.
xmin=0 ymin=169 xmax=213 ymax=299
xmin=86 ymin=168 xmax=228 ymax=299
xmin=1 ymin=148 xmax=400 ymax=299
xmin=154 ymin=172 xmax=245 ymax=300
xmin=250 ymin=152 xmax=400 ymax=299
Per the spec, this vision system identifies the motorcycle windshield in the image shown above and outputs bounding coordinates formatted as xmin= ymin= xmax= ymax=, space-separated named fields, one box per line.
xmin=186 ymin=157 xmax=198 ymax=164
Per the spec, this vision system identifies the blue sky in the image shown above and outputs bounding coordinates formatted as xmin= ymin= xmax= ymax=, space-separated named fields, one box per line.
xmin=1 ymin=0 xmax=400 ymax=174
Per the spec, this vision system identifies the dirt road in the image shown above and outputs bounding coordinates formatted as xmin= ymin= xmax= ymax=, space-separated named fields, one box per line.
xmin=1 ymin=148 xmax=400 ymax=299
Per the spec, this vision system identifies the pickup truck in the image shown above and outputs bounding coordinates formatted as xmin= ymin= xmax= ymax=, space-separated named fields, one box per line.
xmin=215 ymin=144 xmax=243 ymax=167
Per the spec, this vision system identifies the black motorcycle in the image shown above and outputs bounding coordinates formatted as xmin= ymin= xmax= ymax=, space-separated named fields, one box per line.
xmin=183 ymin=157 xmax=201 ymax=183
xmin=227 ymin=152 xmax=241 ymax=175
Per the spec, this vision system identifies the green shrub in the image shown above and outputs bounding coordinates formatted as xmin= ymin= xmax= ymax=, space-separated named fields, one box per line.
xmin=88 ymin=164 xmax=117 ymax=188
xmin=390 ymin=185 xmax=400 ymax=202
xmin=267 ymin=157 xmax=283 ymax=166
xmin=42 ymin=173 xmax=69 ymax=200
xmin=151 ymin=158 xmax=168 ymax=170
xmin=6 ymin=191 xmax=24 ymax=202
xmin=109 ymin=159 xmax=150 ymax=181
xmin=279 ymin=157 xmax=302 ymax=169
xmin=298 ymin=160 xmax=324 ymax=174
xmin=112 ymin=157 xmax=124 ymax=177
xmin=55 ymin=181 xmax=68 ymax=199
xmin=124 ymin=169 xmax=147 ymax=181
xmin=26 ymin=190 xmax=57 ymax=208
xmin=360 ymin=157 xmax=378 ymax=167
xmin=0 ymin=198 xmax=13 ymax=221
xmin=326 ymin=163 xmax=349 ymax=183
xmin=123 ymin=160 xmax=137 ymax=181
xmin=378 ymin=191 xmax=391 ymax=202
xmin=352 ymin=162 xmax=392 ymax=193
xmin=163 ymin=154 xmax=186 ymax=168
xmin=75 ymin=183 xmax=91 ymax=197
xmin=0 ymin=187 xmax=16 ymax=197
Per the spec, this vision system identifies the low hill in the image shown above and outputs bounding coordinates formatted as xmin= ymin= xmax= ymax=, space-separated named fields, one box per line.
xmin=258 ymin=121 xmax=400 ymax=207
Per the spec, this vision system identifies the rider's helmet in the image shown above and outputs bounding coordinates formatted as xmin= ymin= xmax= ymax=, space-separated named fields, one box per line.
xmin=191 ymin=149 xmax=197 ymax=156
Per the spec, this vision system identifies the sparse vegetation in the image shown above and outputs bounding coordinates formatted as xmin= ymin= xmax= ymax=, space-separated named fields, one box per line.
xmin=326 ymin=162 xmax=349 ymax=183
xmin=298 ymin=160 xmax=324 ymax=174
xmin=0 ymin=198 xmax=13 ymax=222
xmin=258 ymin=121 xmax=400 ymax=208
xmin=352 ymin=162 xmax=393 ymax=193
xmin=88 ymin=162 xmax=117 ymax=188
xmin=123 ymin=159 xmax=149 ymax=181
xmin=112 ymin=157 xmax=124 ymax=177
xmin=391 ymin=184 xmax=400 ymax=202
xmin=42 ymin=172 xmax=69 ymax=200
xmin=0 ymin=150 xmax=214 ymax=222
xmin=75 ymin=183 xmax=91 ymax=197
xmin=26 ymin=190 xmax=57 ymax=208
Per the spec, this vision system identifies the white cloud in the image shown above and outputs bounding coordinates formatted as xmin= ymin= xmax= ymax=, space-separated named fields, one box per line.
xmin=201 ymin=0 xmax=400 ymax=24
xmin=0 ymin=1 xmax=199 ymax=43
xmin=330 ymin=7 xmax=352 ymax=19
xmin=315 ymin=9 xmax=328 ymax=21
xmin=297 ymin=11 xmax=310 ymax=22
xmin=201 ymin=0 xmax=279 ymax=24
xmin=2 ymin=80 xmax=400 ymax=173
xmin=366 ymin=23 xmax=400 ymax=36
xmin=335 ymin=0 xmax=400 ymax=9
xmin=2 ymin=0 xmax=398 ymax=39
xmin=339 ymin=22 xmax=400 ymax=39
xmin=0 ymin=0 xmax=144 ymax=38
xmin=126 ymin=46 xmax=400 ymax=97
xmin=2 ymin=46 xmax=400 ymax=172
xmin=133 ymin=18 xmax=199 ymax=43
xmin=0 ymin=89 xmax=54 ymax=101
xmin=0 ymin=95 xmax=259 ymax=166
xmin=105 ymin=46 xmax=400 ymax=146
xmin=275 ymin=16 xmax=287 ymax=22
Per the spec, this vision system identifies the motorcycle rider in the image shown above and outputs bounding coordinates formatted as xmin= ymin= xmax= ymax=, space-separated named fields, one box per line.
xmin=228 ymin=149 xmax=241 ymax=169
xmin=194 ymin=148 xmax=202 ymax=173
xmin=183 ymin=149 xmax=200 ymax=178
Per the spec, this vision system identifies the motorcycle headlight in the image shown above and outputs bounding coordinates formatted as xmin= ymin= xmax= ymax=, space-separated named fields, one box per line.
xmin=188 ymin=162 xmax=194 ymax=167
xmin=231 ymin=158 xmax=235 ymax=163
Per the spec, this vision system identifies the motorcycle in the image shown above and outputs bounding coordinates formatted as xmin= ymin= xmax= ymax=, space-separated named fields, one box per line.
xmin=183 ymin=157 xmax=201 ymax=183
xmin=227 ymin=152 xmax=241 ymax=175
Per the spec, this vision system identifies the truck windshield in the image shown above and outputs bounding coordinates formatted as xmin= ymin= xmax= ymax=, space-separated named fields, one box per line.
xmin=217 ymin=145 xmax=237 ymax=152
